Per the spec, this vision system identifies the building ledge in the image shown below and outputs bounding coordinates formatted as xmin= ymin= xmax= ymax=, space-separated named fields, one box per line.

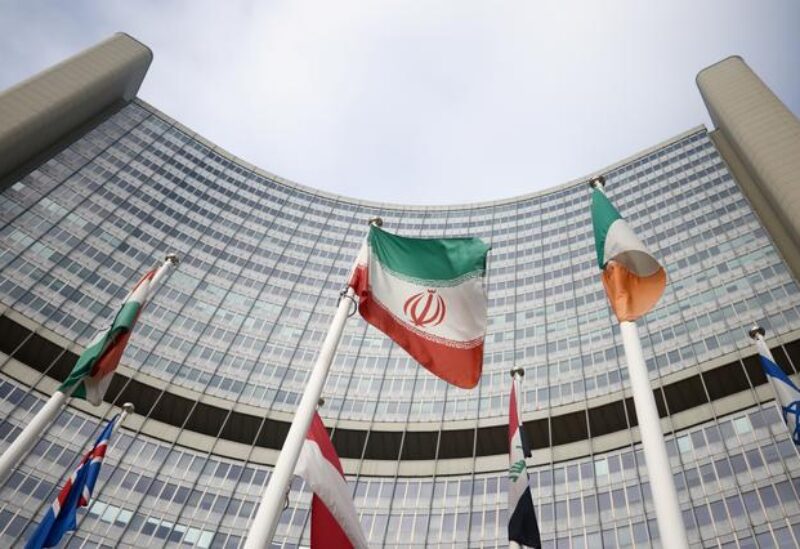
xmin=1 ymin=312 xmax=795 ymax=474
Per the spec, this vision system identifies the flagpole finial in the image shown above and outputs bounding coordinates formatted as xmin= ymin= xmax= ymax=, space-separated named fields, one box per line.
xmin=121 ymin=402 xmax=135 ymax=415
xmin=510 ymin=367 xmax=525 ymax=379
xmin=588 ymin=175 xmax=606 ymax=190
xmin=165 ymin=253 xmax=180 ymax=266
xmin=368 ymin=217 xmax=383 ymax=227
xmin=748 ymin=325 xmax=766 ymax=340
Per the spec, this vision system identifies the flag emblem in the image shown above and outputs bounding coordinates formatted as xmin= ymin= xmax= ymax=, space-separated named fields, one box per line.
xmin=784 ymin=400 xmax=800 ymax=445
xmin=403 ymin=289 xmax=446 ymax=327
xmin=509 ymin=459 xmax=526 ymax=482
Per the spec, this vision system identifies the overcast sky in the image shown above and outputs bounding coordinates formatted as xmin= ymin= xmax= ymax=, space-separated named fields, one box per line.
xmin=1 ymin=1 xmax=798 ymax=204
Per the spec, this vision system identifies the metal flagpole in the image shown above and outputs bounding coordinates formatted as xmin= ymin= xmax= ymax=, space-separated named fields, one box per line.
xmin=619 ymin=320 xmax=689 ymax=549
xmin=589 ymin=176 xmax=688 ymax=548
xmin=116 ymin=402 xmax=135 ymax=430
xmin=0 ymin=386 xmax=73 ymax=484
xmin=150 ymin=253 xmax=179 ymax=288
xmin=0 ymin=255 xmax=177 ymax=484
xmin=243 ymin=221 xmax=375 ymax=549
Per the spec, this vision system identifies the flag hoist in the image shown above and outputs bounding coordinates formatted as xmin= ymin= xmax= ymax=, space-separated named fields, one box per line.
xmin=0 ymin=254 xmax=178 ymax=484
xmin=244 ymin=219 xmax=490 ymax=548
xmin=590 ymin=176 xmax=689 ymax=549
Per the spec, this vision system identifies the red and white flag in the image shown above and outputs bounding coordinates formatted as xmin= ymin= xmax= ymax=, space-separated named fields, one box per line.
xmin=295 ymin=412 xmax=368 ymax=549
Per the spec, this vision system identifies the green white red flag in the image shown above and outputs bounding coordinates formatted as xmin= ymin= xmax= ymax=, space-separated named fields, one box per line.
xmin=349 ymin=225 xmax=490 ymax=389
xmin=60 ymin=268 xmax=159 ymax=405
xmin=591 ymin=187 xmax=666 ymax=322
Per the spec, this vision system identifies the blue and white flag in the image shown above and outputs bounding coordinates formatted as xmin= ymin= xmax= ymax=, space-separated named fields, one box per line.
xmin=508 ymin=378 xmax=541 ymax=548
xmin=755 ymin=336 xmax=800 ymax=446
xmin=26 ymin=415 xmax=118 ymax=549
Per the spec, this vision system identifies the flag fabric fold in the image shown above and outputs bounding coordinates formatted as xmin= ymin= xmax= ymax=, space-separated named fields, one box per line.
xmin=508 ymin=380 xmax=541 ymax=548
xmin=295 ymin=412 xmax=368 ymax=549
xmin=349 ymin=225 xmax=490 ymax=389
xmin=59 ymin=269 xmax=157 ymax=405
xmin=755 ymin=336 xmax=800 ymax=446
xmin=591 ymin=188 xmax=666 ymax=322
xmin=26 ymin=415 xmax=118 ymax=549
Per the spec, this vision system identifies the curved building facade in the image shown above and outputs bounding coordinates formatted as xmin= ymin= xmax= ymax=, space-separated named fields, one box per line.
xmin=1 ymin=35 xmax=800 ymax=548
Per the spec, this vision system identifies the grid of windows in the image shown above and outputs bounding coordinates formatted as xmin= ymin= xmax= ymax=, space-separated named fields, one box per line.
xmin=1 ymin=378 xmax=799 ymax=547
xmin=0 ymin=100 xmax=799 ymax=547
xmin=1 ymin=102 xmax=798 ymax=425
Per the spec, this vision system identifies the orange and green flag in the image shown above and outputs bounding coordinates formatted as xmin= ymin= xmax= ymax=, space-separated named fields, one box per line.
xmin=591 ymin=187 xmax=666 ymax=321
xmin=59 ymin=269 xmax=157 ymax=405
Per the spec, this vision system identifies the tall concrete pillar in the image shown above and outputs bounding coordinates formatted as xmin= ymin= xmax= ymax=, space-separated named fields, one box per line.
xmin=697 ymin=56 xmax=800 ymax=279
xmin=0 ymin=33 xmax=152 ymax=186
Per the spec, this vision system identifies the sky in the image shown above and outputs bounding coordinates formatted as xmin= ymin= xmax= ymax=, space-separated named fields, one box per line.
xmin=1 ymin=1 xmax=798 ymax=205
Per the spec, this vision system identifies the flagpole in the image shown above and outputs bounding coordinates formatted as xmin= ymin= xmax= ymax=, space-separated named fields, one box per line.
xmin=589 ymin=176 xmax=688 ymax=548
xmin=151 ymin=253 xmax=179 ymax=288
xmin=116 ymin=402 xmax=135 ymax=429
xmin=619 ymin=319 xmax=688 ymax=548
xmin=0 ymin=386 xmax=73 ymax=484
xmin=749 ymin=324 xmax=768 ymax=364
xmin=510 ymin=366 xmax=525 ymax=437
xmin=0 ymin=254 xmax=177 ymax=485
xmin=243 ymin=222 xmax=373 ymax=549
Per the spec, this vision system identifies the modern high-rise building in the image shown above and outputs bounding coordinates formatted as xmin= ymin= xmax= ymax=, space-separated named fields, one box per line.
xmin=1 ymin=33 xmax=799 ymax=548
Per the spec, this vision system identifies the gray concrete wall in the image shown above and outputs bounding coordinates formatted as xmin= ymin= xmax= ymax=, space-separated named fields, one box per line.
xmin=710 ymin=129 xmax=800 ymax=279
xmin=0 ymin=32 xmax=151 ymax=183
xmin=697 ymin=56 xmax=800 ymax=279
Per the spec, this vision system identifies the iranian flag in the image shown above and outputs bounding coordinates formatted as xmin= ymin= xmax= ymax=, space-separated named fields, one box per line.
xmin=295 ymin=412 xmax=368 ymax=549
xmin=349 ymin=225 xmax=490 ymax=389
xmin=508 ymin=378 xmax=541 ymax=548
xmin=591 ymin=186 xmax=666 ymax=322
xmin=60 ymin=267 xmax=163 ymax=405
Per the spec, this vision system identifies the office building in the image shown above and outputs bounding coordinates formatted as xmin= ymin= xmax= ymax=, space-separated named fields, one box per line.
xmin=1 ymin=34 xmax=800 ymax=547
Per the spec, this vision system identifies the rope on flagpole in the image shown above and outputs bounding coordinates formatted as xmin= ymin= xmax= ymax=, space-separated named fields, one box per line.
xmin=338 ymin=290 xmax=358 ymax=317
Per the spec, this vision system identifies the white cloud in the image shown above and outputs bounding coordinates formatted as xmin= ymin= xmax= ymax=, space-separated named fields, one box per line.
xmin=1 ymin=1 xmax=798 ymax=204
